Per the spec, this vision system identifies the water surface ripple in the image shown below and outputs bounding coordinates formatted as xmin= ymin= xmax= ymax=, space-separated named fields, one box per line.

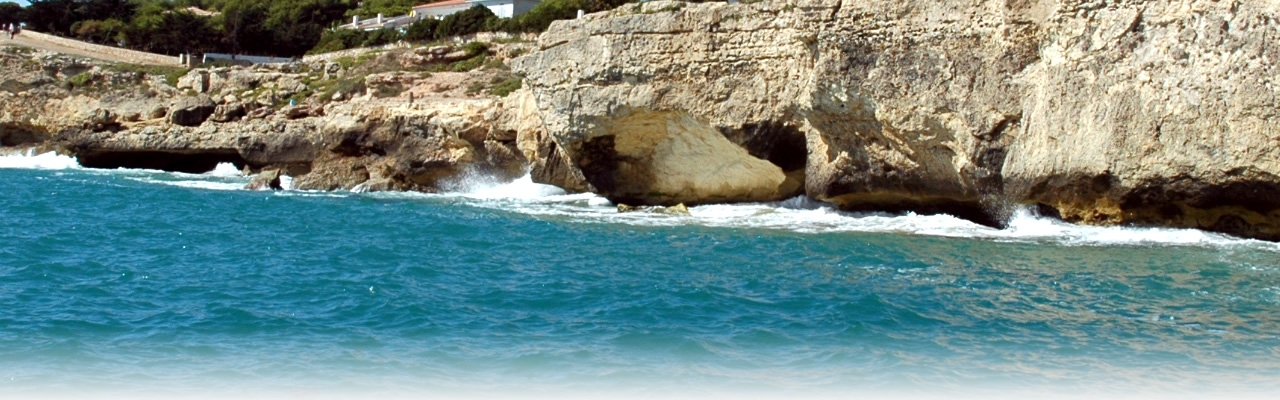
xmin=1 ymin=161 xmax=1278 ymax=398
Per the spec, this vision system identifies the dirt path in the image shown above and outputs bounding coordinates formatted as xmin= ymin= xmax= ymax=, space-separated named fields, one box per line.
xmin=0 ymin=31 xmax=178 ymax=65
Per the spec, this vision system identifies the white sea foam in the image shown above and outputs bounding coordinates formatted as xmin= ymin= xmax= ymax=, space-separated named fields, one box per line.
xmin=0 ymin=149 xmax=81 ymax=169
xmin=438 ymin=174 xmax=1280 ymax=251
xmin=205 ymin=162 xmax=243 ymax=177
xmin=124 ymin=176 xmax=248 ymax=191
xmin=7 ymin=153 xmax=1274 ymax=250
xmin=279 ymin=175 xmax=295 ymax=191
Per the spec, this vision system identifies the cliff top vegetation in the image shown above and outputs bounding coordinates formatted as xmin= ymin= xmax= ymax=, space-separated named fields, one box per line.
xmin=5 ymin=0 xmax=652 ymax=58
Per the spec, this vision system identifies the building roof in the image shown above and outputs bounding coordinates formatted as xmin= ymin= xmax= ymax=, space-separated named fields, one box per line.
xmin=414 ymin=0 xmax=470 ymax=9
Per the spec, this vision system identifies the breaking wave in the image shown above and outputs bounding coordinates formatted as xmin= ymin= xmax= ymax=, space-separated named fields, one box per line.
xmin=2 ymin=148 xmax=1275 ymax=250
xmin=0 ymin=149 xmax=80 ymax=170
xmin=429 ymin=174 xmax=1279 ymax=251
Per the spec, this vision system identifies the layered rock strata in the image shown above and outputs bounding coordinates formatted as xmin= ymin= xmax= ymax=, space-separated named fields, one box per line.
xmin=514 ymin=0 xmax=1280 ymax=239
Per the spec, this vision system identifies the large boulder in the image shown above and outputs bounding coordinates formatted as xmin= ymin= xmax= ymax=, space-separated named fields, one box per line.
xmin=245 ymin=168 xmax=283 ymax=190
xmin=168 ymin=95 xmax=216 ymax=127
xmin=176 ymin=70 xmax=210 ymax=93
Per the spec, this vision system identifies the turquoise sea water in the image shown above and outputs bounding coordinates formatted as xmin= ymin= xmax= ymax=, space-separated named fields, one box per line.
xmin=2 ymin=152 xmax=1279 ymax=399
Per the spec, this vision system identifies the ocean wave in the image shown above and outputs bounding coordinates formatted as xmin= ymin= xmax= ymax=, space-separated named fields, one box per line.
xmin=0 ymin=149 xmax=81 ymax=170
xmin=205 ymin=162 xmax=243 ymax=178
xmin=438 ymin=174 xmax=1280 ymax=251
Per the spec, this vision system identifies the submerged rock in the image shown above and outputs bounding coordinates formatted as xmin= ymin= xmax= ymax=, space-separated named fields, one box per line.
xmin=617 ymin=203 xmax=690 ymax=215
xmin=246 ymin=169 xmax=282 ymax=191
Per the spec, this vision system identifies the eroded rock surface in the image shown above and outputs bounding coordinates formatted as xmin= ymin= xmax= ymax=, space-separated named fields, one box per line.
xmin=0 ymin=46 xmax=531 ymax=194
xmin=515 ymin=0 xmax=1280 ymax=239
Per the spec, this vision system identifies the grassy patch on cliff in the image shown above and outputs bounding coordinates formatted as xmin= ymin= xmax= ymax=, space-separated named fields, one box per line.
xmin=66 ymin=72 xmax=94 ymax=89
xmin=490 ymin=75 xmax=523 ymax=97
xmin=108 ymin=64 xmax=190 ymax=87
xmin=467 ymin=74 xmax=523 ymax=97
xmin=317 ymin=77 xmax=367 ymax=101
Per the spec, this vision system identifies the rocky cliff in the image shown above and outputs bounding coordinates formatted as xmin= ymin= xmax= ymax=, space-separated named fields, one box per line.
xmin=0 ymin=43 xmax=535 ymax=192
xmin=513 ymin=0 xmax=1280 ymax=239
xmin=6 ymin=1 xmax=1280 ymax=241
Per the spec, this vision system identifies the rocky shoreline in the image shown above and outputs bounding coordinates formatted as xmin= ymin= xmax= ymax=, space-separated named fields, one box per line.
xmin=0 ymin=41 xmax=541 ymax=193
xmin=512 ymin=0 xmax=1280 ymax=240
xmin=3 ymin=0 xmax=1280 ymax=241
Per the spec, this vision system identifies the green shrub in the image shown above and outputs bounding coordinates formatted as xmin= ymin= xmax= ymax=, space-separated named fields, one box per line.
xmin=465 ymin=80 xmax=487 ymax=95
xmin=319 ymin=77 xmax=367 ymax=100
xmin=503 ymin=0 xmax=631 ymax=33
xmin=464 ymin=41 xmax=491 ymax=57
xmin=288 ymin=89 xmax=314 ymax=105
xmin=483 ymin=57 xmax=507 ymax=71
xmin=107 ymin=64 xmax=190 ymax=87
xmin=436 ymin=5 xmax=498 ymax=38
xmin=163 ymin=68 xmax=190 ymax=87
xmin=67 ymin=72 xmax=94 ymax=88
xmin=360 ymin=28 xmax=403 ymax=48
xmin=309 ymin=27 xmax=402 ymax=55
xmin=375 ymin=84 xmax=405 ymax=98
xmin=310 ymin=29 xmax=361 ymax=54
xmin=404 ymin=18 xmax=439 ymax=42
xmin=490 ymin=76 xmax=522 ymax=97
xmin=335 ymin=56 xmax=357 ymax=70
xmin=450 ymin=55 xmax=487 ymax=72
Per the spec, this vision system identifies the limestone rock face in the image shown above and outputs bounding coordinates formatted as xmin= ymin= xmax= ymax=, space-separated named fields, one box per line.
xmin=1 ymin=46 xmax=535 ymax=199
xmin=1004 ymin=0 xmax=1280 ymax=240
xmin=515 ymin=0 xmax=1280 ymax=239
xmin=506 ymin=88 xmax=593 ymax=192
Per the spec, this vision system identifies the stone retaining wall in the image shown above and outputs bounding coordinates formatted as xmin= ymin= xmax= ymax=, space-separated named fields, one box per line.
xmin=23 ymin=30 xmax=179 ymax=66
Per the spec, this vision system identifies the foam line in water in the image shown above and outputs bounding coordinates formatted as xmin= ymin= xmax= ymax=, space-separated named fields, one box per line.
xmin=428 ymin=174 xmax=1279 ymax=250
xmin=0 ymin=149 xmax=81 ymax=170
xmin=10 ymin=155 xmax=1276 ymax=251
xmin=124 ymin=176 xmax=249 ymax=191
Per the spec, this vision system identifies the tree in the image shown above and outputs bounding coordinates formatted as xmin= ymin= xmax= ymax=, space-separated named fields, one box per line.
xmin=403 ymin=16 xmax=438 ymax=42
xmin=261 ymin=0 xmax=349 ymax=56
xmin=435 ymin=5 xmax=496 ymax=38
xmin=344 ymin=0 xmax=416 ymax=19
xmin=0 ymin=2 xmax=23 ymax=27
xmin=71 ymin=18 xmax=127 ymax=44
xmin=22 ymin=0 xmax=140 ymax=35
xmin=504 ymin=0 xmax=631 ymax=33
xmin=23 ymin=0 xmax=77 ymax=34
xmin=211 ymin=0 xmax=268 ymax=55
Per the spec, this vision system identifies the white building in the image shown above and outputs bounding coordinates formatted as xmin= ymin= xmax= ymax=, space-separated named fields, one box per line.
xmin=412 ymin=0 xmax=543 ymax=20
